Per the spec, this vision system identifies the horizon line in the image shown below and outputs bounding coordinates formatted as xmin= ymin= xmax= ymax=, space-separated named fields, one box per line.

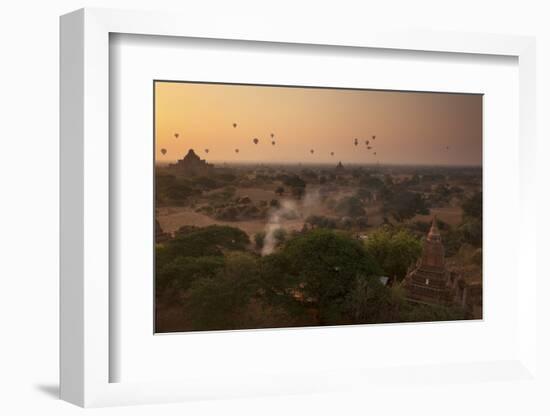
xmin=155 ymin=160 xmax=482 ymax=168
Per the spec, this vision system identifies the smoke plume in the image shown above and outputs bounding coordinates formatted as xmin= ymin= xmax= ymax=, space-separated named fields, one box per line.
xmin=261 ymin=189 xmax=320 ymax=255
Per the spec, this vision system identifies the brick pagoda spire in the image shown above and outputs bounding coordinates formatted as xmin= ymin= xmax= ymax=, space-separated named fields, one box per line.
xmin=402 ymin=216 xmax=454 ymax=305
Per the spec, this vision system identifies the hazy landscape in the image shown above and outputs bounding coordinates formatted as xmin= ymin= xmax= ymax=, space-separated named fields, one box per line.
xmin=154 ymin=82 xmax=482 ymax=332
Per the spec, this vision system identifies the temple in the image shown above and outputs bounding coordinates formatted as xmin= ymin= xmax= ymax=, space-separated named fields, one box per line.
xmin=402 ymin=216 xmax=482 ymax=318
xmin=170 ymin=149 xmax=213 ymax=176
xmin=402 ymin=217 xmax=455 ymax=306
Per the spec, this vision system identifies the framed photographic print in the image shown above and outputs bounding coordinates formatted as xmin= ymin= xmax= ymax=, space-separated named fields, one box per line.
xmin=153 ymin=81 xmax=483 ymax=334
xmin=60 ymin=8 xmax=539 ymax=408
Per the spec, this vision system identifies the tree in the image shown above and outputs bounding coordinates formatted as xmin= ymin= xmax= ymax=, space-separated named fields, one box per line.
xmin=348 ymin=275 xmax=386 ymax=322
xmin=291 ymin=186 xmax=305 ymax=199
xmin=192 ymin=176 xmax=220 ymax=191
xmin=355 ymin=188 xmax=372 ymax=202
xmin=462 ymin=191 xmax=482 ymax=220
xmin=434 ymin=183 xmax=452 ymax=203
xmin=273 ymin=228 xmax=288 ymax=246
xmin=442 ymin=227 xmax=465 ymax=256
xmin=186 ymin=252 xmax=261 ymax=330
xmin=460 ymin=217 xmax=482 ymax=247
xmin=267 ymin=229 xmax=381 ymax=325
xmin=254 ymin=231 xmax=266 ymax=249
xmin=156 ymin=174 xmax=198 ymax=205
xmin=408 ymin=174 xmax=420 ymax=185
xmin=359 ymin=175 xmax=384 ymax=190
xmin=283 ymin=175 xmax=306 ymax=189
xmin=165 ymin=225 xmax=250 ymax=258
xmin=156 ymin=255 xmax=224 ymax=292
xmin=301 ymin=169 xmax=318 ymax=182
xmin=306 ymin=215 xmax=338 ymax=229
xmin=347 ymin=275 xmax=406 ymax=324
xmin=336 ymin=196 xmax=366 ymax=218
xmin=401 ymin=303 xmax=466 ymax=322
xmin=384 ymin=191 xmax=429 ymax=222
xmin=363 ymin=227 xmax=422 ymax=282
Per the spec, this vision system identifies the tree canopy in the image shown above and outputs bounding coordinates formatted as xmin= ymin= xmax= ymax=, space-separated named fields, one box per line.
xmin=186 ymin=252 xmax=261 ymax=330
xmin=383 ymin=190 xmax=429 ymax=222
xmin=462 ymin=191 xmax=482 ymax=220
xmin=363 ymin=227 xmax=422 ymax=281
xmin=336 ymin=196 xmax=366 ymax=218
xmin=262 ymin=229 xmax=381 ymax=324
xmin=165 ymin=225 xmax=250 ymax=258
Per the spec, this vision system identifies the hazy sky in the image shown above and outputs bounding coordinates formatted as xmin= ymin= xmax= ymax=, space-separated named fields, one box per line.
xmin=155 ymin=81 xmax=482 ymax=166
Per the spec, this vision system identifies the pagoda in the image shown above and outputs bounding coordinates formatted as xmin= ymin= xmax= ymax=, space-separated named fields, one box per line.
xmin=402 ymin=217 xmax=455 ymax=306
xmin=170 ymin=149 xmax=213 ymax=176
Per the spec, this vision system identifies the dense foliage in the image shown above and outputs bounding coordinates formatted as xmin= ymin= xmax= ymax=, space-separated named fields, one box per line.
xmin=155 ymin=164 xmax=479 ymax=332
xmin=363 ymin=227 xmax=422 ymax=282
xmin=156 ymin=225 xmax=466 ymax=332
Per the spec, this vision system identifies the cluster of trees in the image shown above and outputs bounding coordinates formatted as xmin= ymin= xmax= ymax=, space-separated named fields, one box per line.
xmin=336 ymin=196 xmax=366 ymax=218
xmin=383 ymin=190 xmax=430 ymax=222
xmin=305 ymin=214 xmax=369 ymax=230
xmin=442 ymin=192 xmax=482 ymax=256
xmin=349 ymin=172 xmax=431 ymax=222
xmin=281 ymin=175 xmax=307 ymax=199
xmin=156 ymin=171 xmax=240 ymax=206
xmin=156 ymin=174 xmax=200 ymax=206
xmin=462 ymin=193 xmax=482 ymax=245
xmin=156 ymin=225 xmax=465 ymax=332
xmin=401 ymin=191 xmax=481 ymax=260
xmin=419 ymin=183 xmax=465 ymax=207
xmin=195 ymin=189 xmax=279 ymax=222
xmin=363 ymin=226 xmax=422 ymax=282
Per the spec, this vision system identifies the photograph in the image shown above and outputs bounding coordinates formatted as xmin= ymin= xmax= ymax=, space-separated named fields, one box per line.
xmin=154 ymin=81 xmax=483 ymax=333
xmin=1 ymin=0 xmax=543 ymax=412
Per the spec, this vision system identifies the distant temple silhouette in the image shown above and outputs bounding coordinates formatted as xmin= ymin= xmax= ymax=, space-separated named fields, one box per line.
xmin=402 ymin=217 xmax=481 ymax=315
xmin=335 ymin=161 xmax=345 ymax=172
xmin=170 ymin=149 xmax=213 ymax=176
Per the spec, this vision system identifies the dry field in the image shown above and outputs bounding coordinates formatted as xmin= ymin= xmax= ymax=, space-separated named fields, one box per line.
xmin=158 ymin=184 xmax=386 ymax=239
xmin=157 ymin=206 xmax=306 ymax=237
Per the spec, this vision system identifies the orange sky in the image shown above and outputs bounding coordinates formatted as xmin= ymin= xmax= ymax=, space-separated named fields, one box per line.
xmin=155 ymin=81 xmax=482 ymax=166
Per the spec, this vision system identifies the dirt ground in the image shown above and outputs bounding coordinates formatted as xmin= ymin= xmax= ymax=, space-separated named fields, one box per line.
xmin=158 ymin=182 xmax=387 ymax=239
xmin=157 ymin=206 xmax=306 ymax=237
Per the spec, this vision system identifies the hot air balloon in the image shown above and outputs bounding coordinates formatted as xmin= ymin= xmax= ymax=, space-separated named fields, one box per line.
xmin=367 ymin=146 xmax=372 ymax=150
xmin=373 ymin=152 xmax=377 ymax=156
xmin=253 ymin=138 xmax=259 ymax=145
xmin=160 ymin=148 xmax=167 ymax=155
xmin=366 ymin=140 xmax=370 ymax=145
xmin=235 ymin=148 xmax=239 ymax=153
xmin=330 ymin=152 xmax=334 ymax=156
xmin=310 ymin=149 xmax=315 ymax=154
xmin=354 ymin=138 xmax=358 ymax=146
xmin=271 ymin=141 xmax=276 ymax=146
xmin=174 ymin=133 xmax=179 ymax=139
xmin=270 ymin=133 xmax=275 ymax=138
xmin=205 ymin=149 xmax=209 ymax=153
xmin=233 ymin=123 xmax=237 ymax=128
xmin=372 ymin=135 xmax=376 ymax=140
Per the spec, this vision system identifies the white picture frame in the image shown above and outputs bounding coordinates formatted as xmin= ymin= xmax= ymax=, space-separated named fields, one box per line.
xmin=60 ymin=7 xmax=538 ymax=408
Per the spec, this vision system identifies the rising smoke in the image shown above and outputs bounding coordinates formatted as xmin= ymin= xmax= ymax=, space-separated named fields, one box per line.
xmin=261 ymin=189 xmax=320 ymax=256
